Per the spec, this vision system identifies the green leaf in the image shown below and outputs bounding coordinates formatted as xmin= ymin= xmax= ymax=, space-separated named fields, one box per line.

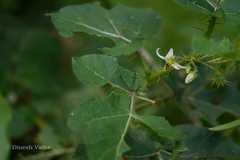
xmin=133 ymin=115 xmax=183 ymax=141
xmin=50 ymin=3 xmax=161 ymax=56
xmin=192 ymin=36 xmax=232 ymax=55
xmin=72 ymin=54 xmax=144 ymax=91
xmin=0 ymin=95 xmax=11 ymax=160
xmin=179 ymin=125 xmax=240 ymax=159
xmin=72 ymin=54 xmax=118 ymax=87
xmin=209 ymin=119 xmax=240 ymax=131
xmin=68 ymin=93 xmax=134 ymax=160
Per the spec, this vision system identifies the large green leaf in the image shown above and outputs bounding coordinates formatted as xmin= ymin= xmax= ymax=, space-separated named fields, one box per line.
xmin=68 ymin=93 xmax=181 ymax=160
xmin=72 ymin=54 xmax=144 ymax=90
xmin=68 ymin=93 xmax=134 ymax=160
xmin=0 ymin=95 xmax=11 ymax=160
xmin=179 ymin=125 xmax=240 ymax=159
xmin=50 ymin=3 xmax=161 ymax=56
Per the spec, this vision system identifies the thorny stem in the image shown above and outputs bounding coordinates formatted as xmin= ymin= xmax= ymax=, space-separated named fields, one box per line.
xmin=205 ymin=0 xmax=222 ymax=38
xmin=205 ymin=16 xmax=217 ymax=38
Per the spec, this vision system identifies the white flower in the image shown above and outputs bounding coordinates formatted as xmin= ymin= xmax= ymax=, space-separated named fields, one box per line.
xmin=185 ymin=71 xmax=197 ymax=84
xmin=156 ymin=48 xmax=186 ymax=70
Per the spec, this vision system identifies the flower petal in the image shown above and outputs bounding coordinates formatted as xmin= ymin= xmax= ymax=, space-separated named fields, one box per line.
xmin=171 ymin=63 xmax=186 ymax=70
xmin=165 ymin=48 xmax=174 ymax=60
xmin=156 ymin=48 xmax=166 ymax=60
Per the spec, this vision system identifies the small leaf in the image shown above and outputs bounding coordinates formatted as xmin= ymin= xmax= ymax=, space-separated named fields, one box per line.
xmin=209 ymin=119 xmax=240 ymax=131
xmin=0 ymin=95 xmax=11 ymax=160
xmin=72 ymin=54 xmax=118 ymax=87
xmin=68 ymin=93 xmax=134 ymax=160
xmin=133 ymin=115 xmax=183 ymax=141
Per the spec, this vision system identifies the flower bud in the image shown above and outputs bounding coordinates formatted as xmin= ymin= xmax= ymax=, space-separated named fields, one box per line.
xmin=185 ymin=71 xmax=197 ymax=84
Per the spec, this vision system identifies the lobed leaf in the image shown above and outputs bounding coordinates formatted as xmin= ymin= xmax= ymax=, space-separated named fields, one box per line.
xmin=50 ymin=3 xmax=161 ymax=56
xmin=68 ymin=93 xmax=182 ymax=160
xmin=68 ymin=93 xmax=133 ymax=160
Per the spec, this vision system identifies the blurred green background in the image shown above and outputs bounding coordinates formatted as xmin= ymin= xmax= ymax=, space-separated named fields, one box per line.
xmin=1 ymin=0 xmax=240 ymax=160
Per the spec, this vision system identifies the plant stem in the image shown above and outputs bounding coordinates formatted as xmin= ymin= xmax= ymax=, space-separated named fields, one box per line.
xmin=205 ymin=16 xmax=217 ymax=38
xmin=138 ymin=48 xmax=159 ymax=71
xmin=110 ymin=82 xmax=156 ymax=104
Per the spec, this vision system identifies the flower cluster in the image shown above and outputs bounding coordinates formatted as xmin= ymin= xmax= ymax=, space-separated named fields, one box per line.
xmin=156 ymin=48 xmax=197 ymax=84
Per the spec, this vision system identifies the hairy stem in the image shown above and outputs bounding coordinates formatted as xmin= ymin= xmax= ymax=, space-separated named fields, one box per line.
xmin=205 ymin=16 xmax=217 ymax=38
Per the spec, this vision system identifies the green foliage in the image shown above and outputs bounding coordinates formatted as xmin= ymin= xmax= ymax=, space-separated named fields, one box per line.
xmin=1 ymin=0 xmax=240 ymax=160
xmin=51 ymin=2 xmax=240 ymax=160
